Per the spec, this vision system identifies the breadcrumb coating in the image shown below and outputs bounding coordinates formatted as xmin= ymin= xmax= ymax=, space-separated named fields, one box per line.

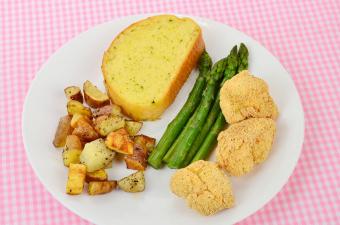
xmin=220 ymin=70 xmax=278 ymax=124
xmin=216 ymin=118 xmax=276 ymax=176
xmin=170 ymin=160 xmax=234 ymax=216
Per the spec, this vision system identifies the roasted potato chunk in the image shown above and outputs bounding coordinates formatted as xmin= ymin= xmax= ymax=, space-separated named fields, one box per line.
xmin=88 ymin=181 xmax=117 ymax=195
xmin=93 ymin=115 xmax=107 ymax=127
xmin=67 ymin=100 xmax=92 ymax=117
xmin=118 ymin=171 xmax=145 ymax=193
xmin=133 ymin=136 xmax=148 ymax=155
xmin=134 ymin=135 xmax=156 ymax=152
xmin=94 ymin=115 xmax=125 ymax=136
xmin=92 ymin=104 xmax=123 ymax=118
xmin=105 ymin=128 xmax=134 ymax=155
xmin=111 ymin=104 xmax=123 ymax=117
xmin=64 ymin=135 xmax=82 ymax=150
xmin=124 ymin=157 xmax=146 ymax=171
xmin=86 ymin=169 xmax=108 ymax=182
xmin=64 ymin=86 xmax=83 ymax=103
xmin=80 ymin=139 xmax=115 ymax=172
xmin=125 ymin=121 xmax=143 ymax=135
xmin=53 ymin=115 xmax=73 ymax=147
xmin=83 ymin=80 xmax=110 ymax=108
xmin=70 ymin=113 xmax=91 ymax=128
xmin=72 ymin=119 xmax=99 ymax=142
xmin=63 ymin=149 xmax=82 ymax=167
xmin=66 ymin=163 xmax=86 ymax=195
xmin=124 ymin=144 xmax=148 ymax=171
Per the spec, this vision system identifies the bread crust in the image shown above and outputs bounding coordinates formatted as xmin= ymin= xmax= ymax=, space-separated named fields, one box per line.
xmin=102 ymin=15 xmax=205 ymax=121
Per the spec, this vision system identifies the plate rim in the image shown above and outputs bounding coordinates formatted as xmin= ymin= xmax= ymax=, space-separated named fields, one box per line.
xmin=22 ymin=13 xmax=305 ymax=225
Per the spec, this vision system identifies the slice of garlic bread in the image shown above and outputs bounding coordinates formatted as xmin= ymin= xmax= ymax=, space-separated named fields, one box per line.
xmin=102 ymin=15 xmax=204 ymax=120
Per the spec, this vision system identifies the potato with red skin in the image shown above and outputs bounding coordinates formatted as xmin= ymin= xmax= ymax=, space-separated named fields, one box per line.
xmin=86 ymin=169 xmax=108 ymax=182
xmin=83 ymin=80 xmax=110 ymax=108
xmin=64 ymin=86 xmax=83 ymax=103
xmin=88 ymin=181 xmax=117 ymax=195
xmin=67 ymin=100 xmax=92 ymax=117
xmin=92 ymin=104 xmax=123 ymax=118
xmin=62 ymin=135 xmax=83 ymax=167
xmin=64 ymin=135 xmax=82 ymax=150
xmin=124 ymin=156 xmax=146 ymax=171
xmin=93 ymin=115 xmax=125 ymax=136
xmin=105 ymin=128 xmax=134 ymax=155
xmin=134 ymin=135 xmax=156 ymax=152
xmin=53 ymin=115 xmax=73 ymax=147
xmin=125 ymin=121 xmax=143 ymax=135
xmin=124 ymin=144 xmax=148 ymax=171
xmin=72 ymin=119 xmax=99 ymax=142
xmin=70 ymin=114 xmax=91 ymax=129
xmin=93 ymin=115 xmax=108 ymax=128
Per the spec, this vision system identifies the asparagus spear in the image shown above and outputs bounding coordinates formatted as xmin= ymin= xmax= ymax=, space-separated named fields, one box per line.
xmin=167 ymin=57 xmax=228 ymax=169
xmin=181 ymin=97 xmax=220 ymax=166
xmin=162 ymin=114 xmax=196 ymax=163
xmin=192 ymin=43 xmax=249 ymax=162
xmin=183 ymin=45 xmax=238 ymax=166
xmin=191 ymin=113 xmax=226 ymax=162
xmin=148 ymin=52 xmax=212 ymax=169
xmin=237 ymin=43 xmax=249 ymax=73
xmin=162 ymin=137 xmax=179 ymax=164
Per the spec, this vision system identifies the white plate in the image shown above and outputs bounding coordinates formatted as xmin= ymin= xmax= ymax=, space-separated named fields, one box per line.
xmin=22 ymin=14 xmax=304 ymax=225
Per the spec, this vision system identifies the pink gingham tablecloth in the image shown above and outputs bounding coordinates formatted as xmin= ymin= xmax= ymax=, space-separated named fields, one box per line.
xmin=1 ymin=0 xmax=339 ymax=224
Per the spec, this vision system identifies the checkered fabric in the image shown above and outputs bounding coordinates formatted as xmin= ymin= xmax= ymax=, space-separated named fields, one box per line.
xmin=1 ymin=0 xmax=339 ymax=224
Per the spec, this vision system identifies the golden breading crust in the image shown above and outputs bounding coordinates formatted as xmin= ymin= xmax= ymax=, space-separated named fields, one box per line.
xmin=216 ymin=118 xmax=276 ymax=176
xmin=170 ymin=160 xmax=234 ymax=216
xmin=220 ymin=70 xmax=279 ymax=124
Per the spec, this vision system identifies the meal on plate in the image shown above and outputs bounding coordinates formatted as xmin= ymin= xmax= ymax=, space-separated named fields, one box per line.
xmin=52 ymin=14 xmax=279 ymax=216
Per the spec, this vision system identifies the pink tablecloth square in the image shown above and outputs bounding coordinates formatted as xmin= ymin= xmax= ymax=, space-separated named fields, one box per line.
xmin=1 ymin=0 xmax=339 ymax=224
